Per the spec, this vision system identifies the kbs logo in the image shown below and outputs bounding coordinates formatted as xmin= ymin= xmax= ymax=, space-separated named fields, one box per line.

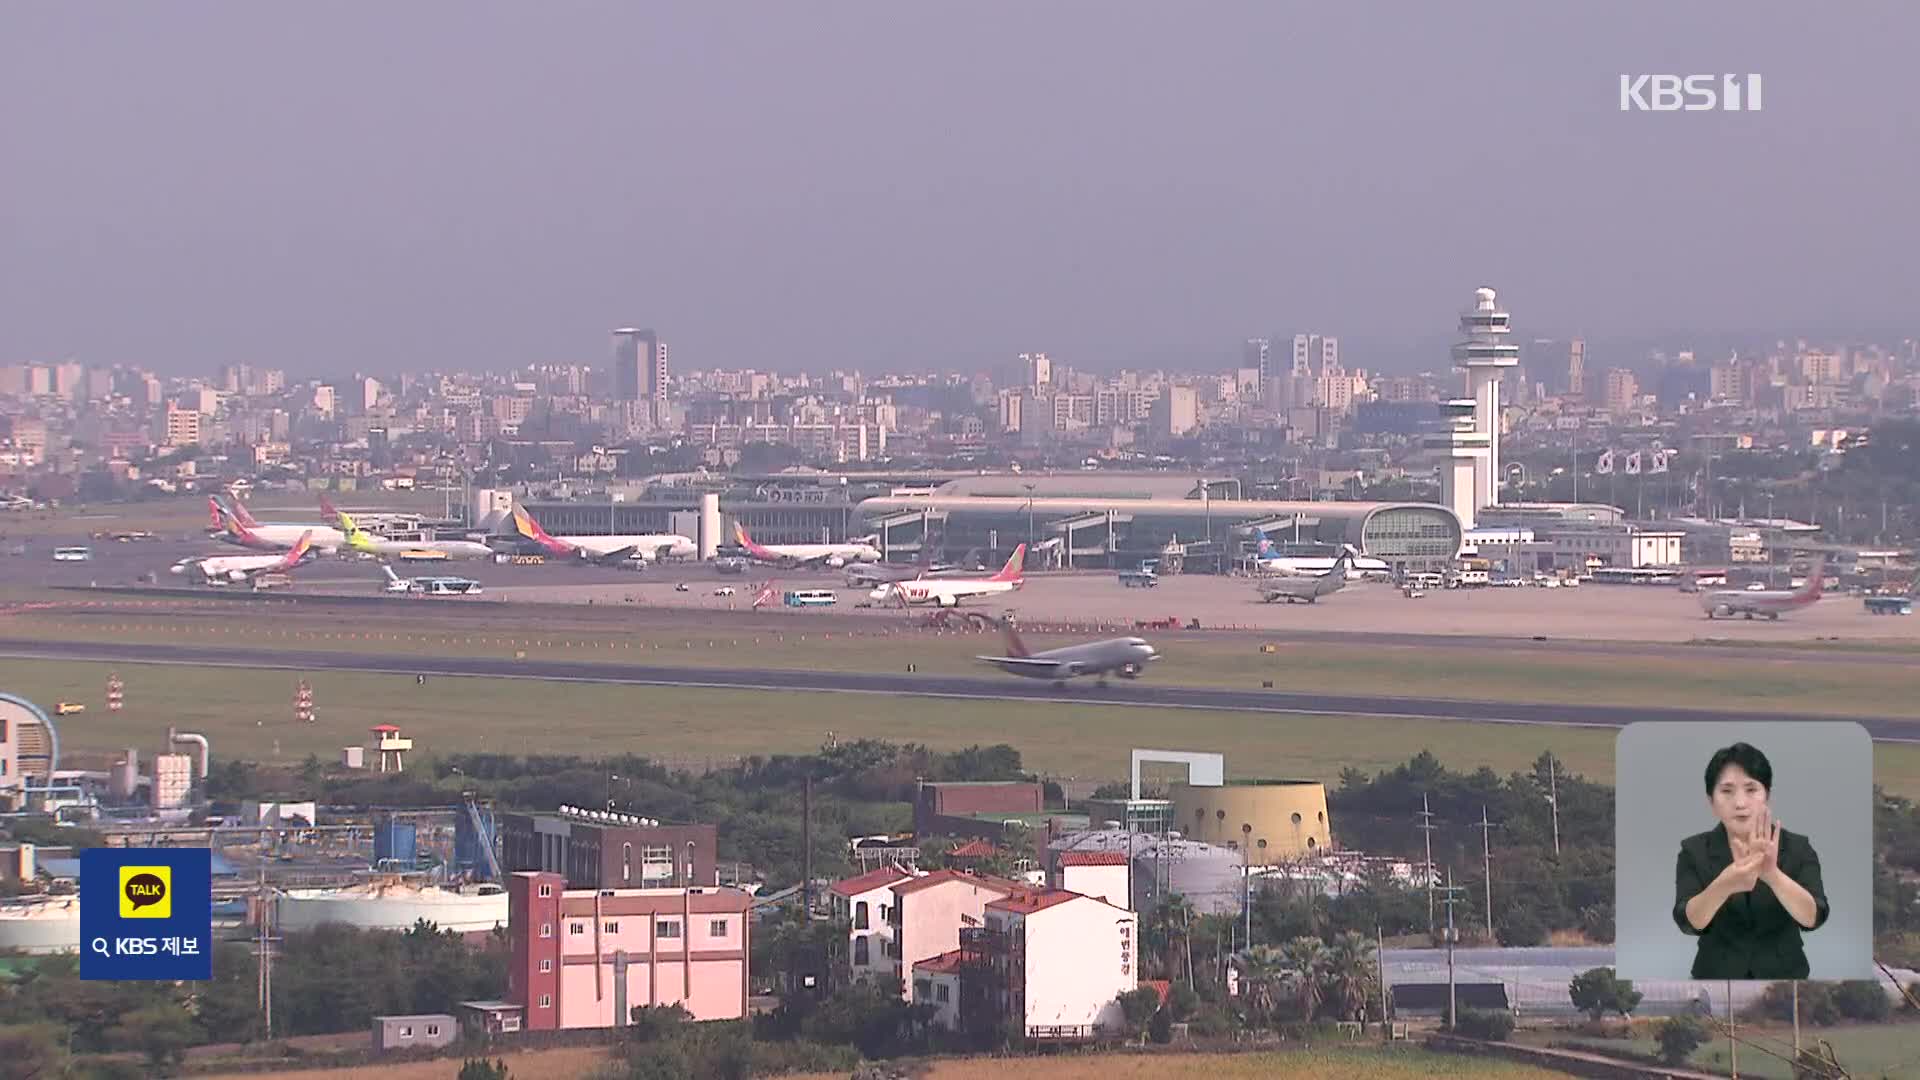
xmin=1619 ymin=74 xmax=1763 ymax=112
xmin=119 ymin=865 xmax=171 ymax=919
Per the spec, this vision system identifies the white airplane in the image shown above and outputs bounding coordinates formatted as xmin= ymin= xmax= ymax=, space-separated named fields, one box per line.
xmin=1700 ymin=563 xmax=1825 ymax=620
xmin=171 ymin=532 xmax=316 ymax=586
xmin=1252 ymin=530 xmax=1386 ymax=579
xmin=513 ymin=507 xmax=695 ymax=565
xmin=338 ymin=511 xmax=494 ymax=561
xmin=210 ymin=494 xmax=348 ymax=553
xmin=872 ymin=545 xmax=1025 ymax=608
xmin=975 ymin=620 xmax=1158 ymax=687
xmin=733 ymin=522 xmax=880 ymax=569
xmin=1256 ymin=550 xmax=1353 ymax=604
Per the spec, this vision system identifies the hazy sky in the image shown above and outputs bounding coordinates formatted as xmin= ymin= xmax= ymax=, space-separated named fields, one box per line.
xmin=4 ymin=3 xmax=1915 ymax=377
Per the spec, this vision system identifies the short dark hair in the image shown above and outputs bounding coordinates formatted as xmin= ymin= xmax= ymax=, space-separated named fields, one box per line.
xmin=1704 ymin=742 xmax=1773 ymax=795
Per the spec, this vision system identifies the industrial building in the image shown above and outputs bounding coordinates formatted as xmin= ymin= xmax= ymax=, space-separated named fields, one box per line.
xmin=501 ymin=807 xmax=718 ymax=890
xmin=1168 ymin=778 xmax=1332 ymax=859
xmin=507 ymin=871 xmax=752 ymax=1030
xmin=0 ymin=694 xmax=59 ymax=811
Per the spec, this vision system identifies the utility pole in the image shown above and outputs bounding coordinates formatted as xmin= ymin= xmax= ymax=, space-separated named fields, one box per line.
xmin=801 ymin=773 xmax=813 ymax=921
xmin=1439 ymin=870 xmax=1465 ymax=1030
xmin=1376 ymin=923 xmax=1389 ymax=1036
xmin=1729 ymin=979 xmax=1738 ymax=1078
xmin=1416 ymin=794 xmax=1438 ymax=935
xmin=1547 ymin=757 xmax=1560 ymax=857
xmin=1473 ymin=805 xmax=1498 ymax=941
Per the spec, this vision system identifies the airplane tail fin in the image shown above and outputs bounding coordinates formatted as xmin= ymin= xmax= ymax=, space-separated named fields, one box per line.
xmin=999 ymin=617 xmax=1031 ymax=658
xmin=991 ymin=544 xmax=1026 ymax=583
xmin=207 ymin=496 xmax=225 ymax=530
xmin=275 ymin=531 xmax=315 ymax=571
xmin=733 ymin=522 xmax=775 ymax=559
xmin=225 ymin=493 xmax=260 ymax=528
xmin=319 ymin=494 xmax=339 ymax=519
xmin=1799 ymin=560 xmax=1826 ymax=602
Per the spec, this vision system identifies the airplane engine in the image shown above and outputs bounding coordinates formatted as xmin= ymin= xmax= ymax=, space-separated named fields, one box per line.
xmin=936 ymin=594 xmax=958 ymax=608
xmin=827 ymin=555 xmax=847 ymax=568
xmin=1119 ymin=663 xmax=1142 ymax=678
xmin=1061 ymin=662 xmax=1085 ymax=678
xmin=227 ymin=569 xmax=249 ymax=583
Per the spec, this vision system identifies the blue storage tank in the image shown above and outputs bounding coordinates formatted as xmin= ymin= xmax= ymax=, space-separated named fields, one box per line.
xmin=373 ymin=819 xmax=417 ymax=869
xmin=454 ymin=803 xmax=499 ymax=881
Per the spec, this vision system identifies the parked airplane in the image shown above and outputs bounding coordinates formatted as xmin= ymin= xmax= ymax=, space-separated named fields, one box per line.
xmin=1700 ymin=562 xmax=1824 ymax=620
xmin=975 ymin=620 xmax=1158 ymax=687
xmin=1252 ymin=531 xmax=1386 ymax=579
xmin=171 ymin=532 xmax=315 ymax=585
xmin=512 ymin=507 xmax=695 ymax=565
xmin=1256 ymin=551 xmax=1353 ymax=604
xmin=210 ymin=494 xmax=347 ymax=552
xmin=338 ymin=511 xmax=493 ymax=561
xmin=872 ymin=545 xmax=1025 ymax=608
xmin=733 ymin=523 xmax=880 ymax=568
xmin=843 ymin=540 xmax=974 ymax=586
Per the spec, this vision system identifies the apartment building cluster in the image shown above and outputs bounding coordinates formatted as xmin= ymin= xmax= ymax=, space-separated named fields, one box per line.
xmin=830 ymin=865 xmax=1138 ymax=1042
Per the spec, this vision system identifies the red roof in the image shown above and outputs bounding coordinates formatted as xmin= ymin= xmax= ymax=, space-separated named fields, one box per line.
xmin=1057 ymin=851 xmax=1129 ymax=866
xmin=986 ymin=888 xmax=1084 ymax=915
xmin=368 ymin=724 xmax=402 ymax=732
xmin=829 ymin=866 xmax=913 ymax=898
xmin=914 ymin=949 xmax=967 ymax=975
xmin=892 ymin=869 xmax=1020 ymax=897
xmin=1141 ymin=979 xmax=1171 ymax=1007
xmin=947 ymin=839 xmax=997 ymax=858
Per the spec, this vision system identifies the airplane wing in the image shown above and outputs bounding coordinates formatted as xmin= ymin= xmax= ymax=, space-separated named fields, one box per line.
xmin=586 ymin=545 xmax=640 ymax=565
xmin=974 ymin=655 xmax=1073 ymax=675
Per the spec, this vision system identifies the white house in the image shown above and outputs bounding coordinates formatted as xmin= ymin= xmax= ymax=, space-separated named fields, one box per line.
xmin=828 ymin=866 xmax=914 ymax=979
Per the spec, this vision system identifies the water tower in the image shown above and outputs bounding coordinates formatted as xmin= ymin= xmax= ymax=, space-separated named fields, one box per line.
xmin=369 ymin=724 xmax=413 ymax=773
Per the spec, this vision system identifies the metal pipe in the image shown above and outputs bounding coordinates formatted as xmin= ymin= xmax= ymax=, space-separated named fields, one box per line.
xmin=168 ymin=727 xmax=211 ymax=778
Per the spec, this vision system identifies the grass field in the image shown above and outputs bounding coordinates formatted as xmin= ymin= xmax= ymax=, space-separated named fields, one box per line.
xmin=1518 ymin=1021 xmax=1920 ymax=1079
xmin=196 ymin=1046 xmax=1578 ymax=1080
xmin=14 ymin=656 xmax=1920 ymax=794
xmin=12 ymin=600 xmax=1920 ymax=720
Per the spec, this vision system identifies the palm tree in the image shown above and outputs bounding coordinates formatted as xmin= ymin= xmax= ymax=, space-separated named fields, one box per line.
xmin=1234 ymin=945 xmax=1286 ymax=1028
xmin=1278 ymin=936 xmax=1329 ymax=1022
xmin=1163 ymin=893 xmax=1198 ymax=985
xmin=1323 ymin=931 xmax=1379 ymax=1022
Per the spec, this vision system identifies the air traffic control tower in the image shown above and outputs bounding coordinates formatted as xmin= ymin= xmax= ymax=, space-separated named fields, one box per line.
xmin=1431 ymin=286 xmax=1519 ymax=530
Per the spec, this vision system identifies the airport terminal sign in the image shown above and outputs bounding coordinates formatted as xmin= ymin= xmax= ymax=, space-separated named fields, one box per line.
xmin=80 ymin=848 xmax=212 ymax=980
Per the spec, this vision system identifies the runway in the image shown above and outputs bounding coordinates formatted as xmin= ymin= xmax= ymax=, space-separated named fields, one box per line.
xmin=1 ymin=637 xmax=1912 ymax=743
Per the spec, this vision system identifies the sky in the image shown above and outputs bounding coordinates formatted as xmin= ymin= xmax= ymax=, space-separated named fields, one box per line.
xmin=3 ymin=2 xmax=1915 ymax=377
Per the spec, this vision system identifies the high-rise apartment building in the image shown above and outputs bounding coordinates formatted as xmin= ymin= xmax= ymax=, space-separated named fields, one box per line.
xmin=613 ymin=328 xmax=668 ymax=426
xmin=1604 ymin=368 xmax=1640 ymax=415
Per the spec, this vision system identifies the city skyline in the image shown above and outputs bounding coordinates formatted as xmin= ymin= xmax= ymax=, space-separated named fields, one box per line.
xmin=5 ymin=4 xmax=1917 ymax=376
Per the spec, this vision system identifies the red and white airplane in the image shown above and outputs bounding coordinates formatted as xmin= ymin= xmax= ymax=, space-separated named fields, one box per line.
xmin=732 ymin=522 xmax=879 ymax=568
xmin=513 ymin=507 xmax=695 ymax=565
xmin=1699 ymin=562 xmax=1825 ymax=620
xmin=171 ymin=531 xmax=317 ymax=586
xmin=872 ymin=545 xmax=1025 ymax=608
xmin=209 ymin=494 xmax=347 ymax=552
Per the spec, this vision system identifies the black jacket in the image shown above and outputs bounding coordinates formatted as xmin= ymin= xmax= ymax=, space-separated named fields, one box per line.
xmin=1672 ymin=824 xmax=1829 ymax=979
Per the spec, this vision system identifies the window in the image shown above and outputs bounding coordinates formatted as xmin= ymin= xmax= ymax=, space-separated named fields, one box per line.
xmin=540 ymin=959 xmax=552 ymax=973
xmin=1291 ymin=812 xmax=1303 ymax=825
xmin=936 ymin=984 xmax=951 ymax=1003
xmin=623 ymin=842 xmax=632 ymax=884
xmin=569 ymin=922 xmax=585 ymax=936
xmin=604 ymin=921 xmax=620 ymax=934
xmin=400 ymin=1025 xmax=413 ymax=1038
xmin=657 ymin=919 xmax=682 ymax=938
xmin=540 ymin=922 xmax=553 ymax=938
xmin=878 ymin=904 xmax=890 ymax=921
xmin=538 ymin=883 xmax=552 ymax=898
xmin=915 ymin=979 xmax=931 ymax=1000
xmin=427 ymin=1025 xmax=440 ymax=1036
xmin=855 ymin=900 xmax=870 ymax=930
xmin=709 ymin=919 xmax=729 ymax=937
xmin=538 ymin=994 xmax=552 ymax=1009
xmin=855 ymin=937 xmax=870 ymax=965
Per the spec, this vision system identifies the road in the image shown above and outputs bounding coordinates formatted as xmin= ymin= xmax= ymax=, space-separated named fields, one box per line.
xmin=1 ymin=637 xmax=1912 ymax=742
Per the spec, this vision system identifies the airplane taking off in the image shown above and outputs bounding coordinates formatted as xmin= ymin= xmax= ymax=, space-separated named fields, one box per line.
xmin=1252 ymin=530 xmax=1385 ymax=579
xmin=210 ymin=494 xmax=348 ymax=552
xmin=171 ymin=532 xmax=315 ymax=585
xmin=512 ymin=507 xmax=695 ymax=565
xmin=975 ymin=619 xmax=1158 ymax=687
xmin=338 ymin=511 xmax=494 ymax=561
xmin=1700 ymin=562 xmax=1824 ymax=619
xmin=872 ymin=545 xmax=1024 ymax=607
xmin=733 ymin=523 xmax=880 ymax=568
xmin=1256 ymin=551 xmax=1352 ymax=604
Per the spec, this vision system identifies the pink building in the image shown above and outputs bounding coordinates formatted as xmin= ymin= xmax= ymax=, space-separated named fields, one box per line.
xmin=828 ymin=865 xmax=915 ymax=980
xmin=507 ymin=871 xmax=751 ymax=1030
xmin=888 ymin=869 xmax=1021 ymax=999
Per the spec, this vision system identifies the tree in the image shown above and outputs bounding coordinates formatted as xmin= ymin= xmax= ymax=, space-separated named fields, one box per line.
xmin=458 ymin=1060 xmax=512 ymax=1080
xmin=1277 ymin=936 xmax=1330 ymax=1022
xmin=1234 ymin=947 xmax=1284 ymax=1027
xmin=1452 ymin=1008 xmax=1514 ymax=1040
xmin=1322 ymin=931 xmax=1378 ymax=1022
xmin=1116 ymin=986 xmax=1162 ymax=1044
xmin=1568 ymin=967 xmax=1641 ymax=1023
xmin=0 ymin=1024 xmax=65 ymax=1080
xmin=1166 ymin=981 xmax=1202 ymax=1022
xmin=110 ymin=1002 xmax=200 ymax=1073
xmin=1148 ymin=1005 xmax=1174 ymax=1044
xmin=1832 ymin=979 xmax=1892 ymax=1022
xmin=1656 ymin=1016 xmax=1707 ymax=1066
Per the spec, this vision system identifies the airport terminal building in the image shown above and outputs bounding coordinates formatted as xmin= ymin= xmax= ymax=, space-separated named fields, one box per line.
xmin=512 ymin=472 xmax=1463 ymax=574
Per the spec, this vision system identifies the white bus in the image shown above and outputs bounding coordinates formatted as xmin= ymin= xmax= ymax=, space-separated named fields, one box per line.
xmin=52 ymin=546 xmax=92 ymax=562
xmin=1589 ymin=567 xmax=1680 ymax=586
xmin=783 ymin=589 xmax=837 ymax=607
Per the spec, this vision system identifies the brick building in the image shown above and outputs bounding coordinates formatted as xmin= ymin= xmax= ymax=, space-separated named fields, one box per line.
xmin=501 ymin=808 xmax=717 ymax=890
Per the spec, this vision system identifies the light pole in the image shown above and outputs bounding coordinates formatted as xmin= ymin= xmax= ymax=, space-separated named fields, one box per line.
xmin=1022 ymin=483 xmax=1036 ymax=556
